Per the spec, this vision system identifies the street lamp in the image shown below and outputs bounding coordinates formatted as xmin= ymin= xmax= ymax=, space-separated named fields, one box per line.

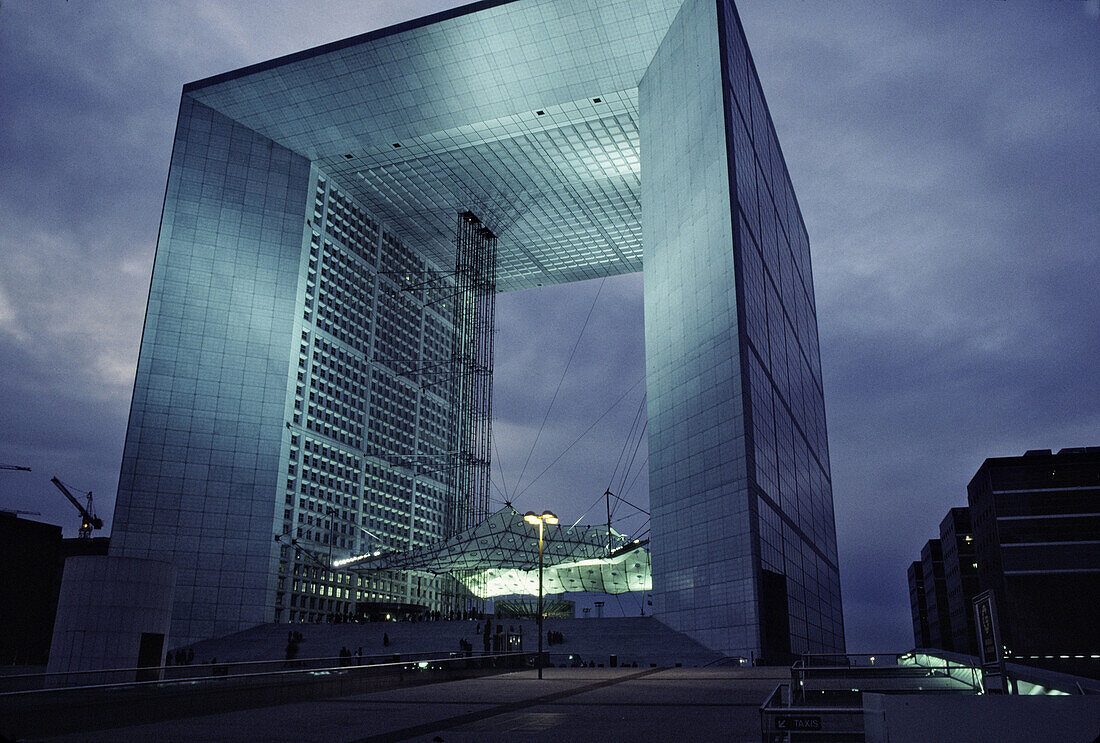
xmin=524 ymin=510 xmax=558 ymax=679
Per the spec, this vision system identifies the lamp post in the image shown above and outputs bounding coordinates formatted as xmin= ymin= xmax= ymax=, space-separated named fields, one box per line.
xmin=524 ymin=510 xmax=558 ymax=679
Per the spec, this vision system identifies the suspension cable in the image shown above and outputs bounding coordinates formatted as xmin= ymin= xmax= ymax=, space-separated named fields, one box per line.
xmin=513 ymin=373 xmax=644 ymax=501
xmin=511 ymin=278 xmax=605 ymax=498
xmin=615 ymin=418 xmax=647 ymax=502
xmin=611 ymin=491 xmax=649 ymax=517
xmin=492 ymin=433 xmax=510 ymax=504
xmin=606 ymin=388 xmax=646 ymax=494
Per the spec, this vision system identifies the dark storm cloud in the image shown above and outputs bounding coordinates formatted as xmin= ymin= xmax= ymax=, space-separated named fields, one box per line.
xmin=0 ymin=0 xmax=467 ymax=530
xmin=1 ymin=1 xmax=1095 ymax=649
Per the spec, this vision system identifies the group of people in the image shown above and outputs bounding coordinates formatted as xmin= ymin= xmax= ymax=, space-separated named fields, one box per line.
xmin=285 ymin=629 xmax=394 ymax=664
xmin=278 ymin=618 xmax=566 ymax=664
xmin=166 ymin=648 xmax=194 ymax=665
xmin=337 ymin=646 xmax=363 ymax=665
xmin=476 ymin=620 xmax=528 ymax=653
xmin=308 ymin=609 xmax=485 ymax=625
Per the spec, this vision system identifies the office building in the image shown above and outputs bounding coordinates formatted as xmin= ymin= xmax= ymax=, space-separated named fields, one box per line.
xmin=0 ymin=514 xmax=62 ymax=665
xmin=919 ymin=539 xmax=952 ymax=651
xmin=909 ymin=447 xmax=1098 ymax=677
xmin=939 ymin=506 xmax=978 ymax=656
xmin=907 ymin=510 xmax=979 ymax=654
xmin=907 ymin=560 xmax=930 ymax=650
xmin=111 ymin=0 xmax=844 ymax=657
xmin=968 ymin=447 xmax=1100 ymax=677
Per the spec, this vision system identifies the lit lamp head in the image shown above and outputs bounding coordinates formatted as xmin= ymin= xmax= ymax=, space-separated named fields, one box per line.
xmin=524 ymin=511 xmax=559 ymax=525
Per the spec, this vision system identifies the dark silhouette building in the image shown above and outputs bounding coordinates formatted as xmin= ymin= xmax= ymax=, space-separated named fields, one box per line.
xmin=907 ymin=560 xmax=930 ymax=649
xmin=909 ymin=447 xmax=1099 ymax=677
xmin=968 ymin=447 xmax=1099 ymax=677
xmin=0 ymin=514 xmax=62 ymax=665
xmin=909 ymin=517 xmax=980 ymax=656
xmin=919 ymin=539 xmax=953 ymax=651
xmin=939 ymin=507 xmax=979 ymax=656
xmin=0 ymin=514 xmax=109 ymax=666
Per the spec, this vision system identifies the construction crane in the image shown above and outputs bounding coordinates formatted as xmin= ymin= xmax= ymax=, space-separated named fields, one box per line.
xmin=50 ymin=477 xmax=103 ymax=538
xmin=0 ymin=465 xmax=32 ymax=471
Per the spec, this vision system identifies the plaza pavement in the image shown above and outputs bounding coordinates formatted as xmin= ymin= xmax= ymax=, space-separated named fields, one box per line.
xmin=31 ymin=666 xmax=788 ymax=743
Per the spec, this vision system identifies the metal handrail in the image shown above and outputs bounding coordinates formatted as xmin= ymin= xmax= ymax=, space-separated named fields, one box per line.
xmin=0 ymin=651 xmax=530 ymax=697
xmin=759 ymin=682 xmax=786 ymax=711
xmin=0 ymin=648 xmax=479 ymax=683
xmin=794 ymin=652 xmax=909 ymax=669
xmin=760 ymin=682 xmax=866 ymax=742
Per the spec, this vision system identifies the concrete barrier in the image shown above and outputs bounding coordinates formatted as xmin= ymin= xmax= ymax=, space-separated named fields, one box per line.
xmin=863 ymin=693 xmax=1100 ymax=743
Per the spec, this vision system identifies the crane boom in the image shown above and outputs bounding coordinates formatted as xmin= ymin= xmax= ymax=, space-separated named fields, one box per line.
xmin=0 ymin=464 xmax=32 ymax=471
xmin=50 ymin=477 xmax=103 ymax=538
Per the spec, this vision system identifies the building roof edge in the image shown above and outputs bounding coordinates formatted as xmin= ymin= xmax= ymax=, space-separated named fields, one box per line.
xmin=182 ymin=0 xmax=520 ymax=94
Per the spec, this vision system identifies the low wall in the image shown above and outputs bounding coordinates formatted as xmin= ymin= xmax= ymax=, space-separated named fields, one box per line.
xmin=864 ymin=693 xmax=1100 ymax=743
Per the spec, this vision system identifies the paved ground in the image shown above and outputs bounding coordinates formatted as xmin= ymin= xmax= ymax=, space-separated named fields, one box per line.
xmin=32 ymin=666 xmax=787 ymax=743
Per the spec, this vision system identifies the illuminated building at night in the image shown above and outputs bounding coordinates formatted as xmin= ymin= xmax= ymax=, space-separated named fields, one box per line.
xmin=111 ymin=0 xmax=844 ymax=659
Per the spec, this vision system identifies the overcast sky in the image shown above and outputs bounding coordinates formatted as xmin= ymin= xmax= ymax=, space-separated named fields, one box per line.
xmin=0 ymin=0 xmax=1096 ymax=651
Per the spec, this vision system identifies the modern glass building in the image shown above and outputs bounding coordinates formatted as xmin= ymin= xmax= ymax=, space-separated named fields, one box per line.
xmin=111 ymin=0 xmax=844 ymax=658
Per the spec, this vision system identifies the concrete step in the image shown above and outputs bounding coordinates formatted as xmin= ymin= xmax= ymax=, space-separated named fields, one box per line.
xmin=177 ymin=616 xmax=726 ymax=668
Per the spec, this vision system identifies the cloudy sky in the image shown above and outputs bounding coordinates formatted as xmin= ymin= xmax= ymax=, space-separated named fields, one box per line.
xmin=0 ymin=0 xmax=1096 ymax=651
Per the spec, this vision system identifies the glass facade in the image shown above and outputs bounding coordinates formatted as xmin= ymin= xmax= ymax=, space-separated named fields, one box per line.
xmin=112 ymin=0 xmax=844 ymax=655
xmin=112 ymin=98 xmax=311 ymax=644
xmin=113 ymin=99 xmax=462 ymax=644
xmin=284 ymin=173 xmax=459 ymax=625
xmin=640 ymin=0 xmax=842 ymax=660
xmin=719 ymin=0 xmax=844 ymax=657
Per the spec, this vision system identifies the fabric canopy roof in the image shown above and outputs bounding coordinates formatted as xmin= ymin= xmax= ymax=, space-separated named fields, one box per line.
xmin=335 ymin=507 xmax=650 ymax=598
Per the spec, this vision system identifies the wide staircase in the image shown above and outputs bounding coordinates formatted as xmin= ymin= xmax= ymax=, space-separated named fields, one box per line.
xmin=179 ymin=616 xmax=724 ymax=668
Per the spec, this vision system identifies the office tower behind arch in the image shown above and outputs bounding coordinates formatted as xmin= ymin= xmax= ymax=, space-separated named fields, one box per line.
xmin=111 ymin=0 xmax=845 ymax=657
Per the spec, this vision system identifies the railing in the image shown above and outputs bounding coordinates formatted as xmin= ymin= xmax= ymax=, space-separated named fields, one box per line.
xmin=760 ymin=651 xmax=1099 ymax=742
xmin=895 ymin=650 xmax=983 ymax=692
xmin=0 ymin=649 xmax=526 ymax=694
xmin=0 ymin=651 xmax=534 ymax=739
xmin=903 ymin=648 xmax=1100 ymax=696
xmin=791 ymin=652 xmax=982 ymax=703
xmin=796 ymin=652 xmax=911 ymax=668
xmin=759 ymin=683 xmax=865 ymax=742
